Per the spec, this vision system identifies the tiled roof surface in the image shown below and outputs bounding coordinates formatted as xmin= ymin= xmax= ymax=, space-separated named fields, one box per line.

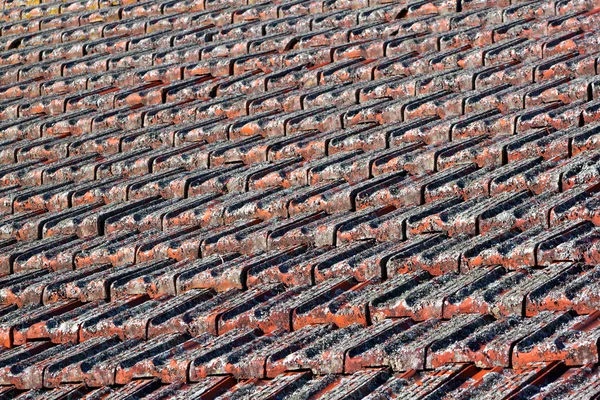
xmin=0 ymin=0 xmax=600 ymax=397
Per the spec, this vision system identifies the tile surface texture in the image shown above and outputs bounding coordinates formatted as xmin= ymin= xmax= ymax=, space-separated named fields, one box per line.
xmin=0 ymin=0 xmax=600 ymax=397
